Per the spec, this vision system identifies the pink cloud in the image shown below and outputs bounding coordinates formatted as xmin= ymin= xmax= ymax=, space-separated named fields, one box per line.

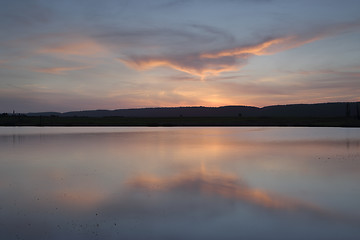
xmin=33 ymin=65 xmax=91 ymax=74
xmin=120 ymin=54 xmax=242 ymax=80
xmin=37 ymin=40 xmax=106 ymax=56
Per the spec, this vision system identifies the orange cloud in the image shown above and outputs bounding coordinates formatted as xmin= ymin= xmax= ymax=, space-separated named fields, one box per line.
xmin=120 ymin=56 xmax=239 ymax=80
xmin=33 ymin=65 xmax=91 ymax=74
xmin=37 ymin=40 xmax=106 ymax=56
xmin=120 ymin=35 xmax=321 ymax=79
xmin=202 ymin=20 xmax=360 ymax=59
xmin=200 ymin=37 xmax=291 ymax=58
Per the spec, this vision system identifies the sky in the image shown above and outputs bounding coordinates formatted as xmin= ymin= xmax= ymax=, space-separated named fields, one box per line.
xmin=0 ymin=0 xmax=360 ymax=113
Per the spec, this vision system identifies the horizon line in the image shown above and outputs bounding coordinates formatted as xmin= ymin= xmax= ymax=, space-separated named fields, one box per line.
xmin=7 ymin=101 xmax=359 ymax=114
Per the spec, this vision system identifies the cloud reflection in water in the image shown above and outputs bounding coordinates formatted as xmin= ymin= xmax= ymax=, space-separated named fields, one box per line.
xmin=124 ymin=168 xmax=354 ymax=219
xmin=95 ymin=167 xmax=360 ymax=240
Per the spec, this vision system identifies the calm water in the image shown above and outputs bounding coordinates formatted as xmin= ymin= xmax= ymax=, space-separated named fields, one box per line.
xmin=0 ymin=127 xmax=360 ymax=240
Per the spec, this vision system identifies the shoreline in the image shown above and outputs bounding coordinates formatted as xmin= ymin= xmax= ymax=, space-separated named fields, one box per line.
xmin=1 ymin=115 xmax=360 ymax=127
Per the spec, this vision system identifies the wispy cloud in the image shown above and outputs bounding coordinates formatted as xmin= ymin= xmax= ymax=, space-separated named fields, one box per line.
xmin=97 ymin=24 xmax=234 ymax=53
xmin=119 ymin=36 xmax=309 ymax=79
xmin=33 ymin=66 xmax=91 ymax=75
xmin=120 ymin=54 xmax=243 ymax=79
xmin=119 ymin=20 xmax=360 ymax=79
xmin=37 ymin=40 xmax=106 ymax=56
xmin=283 ymin=67 xmax=360 ymax=79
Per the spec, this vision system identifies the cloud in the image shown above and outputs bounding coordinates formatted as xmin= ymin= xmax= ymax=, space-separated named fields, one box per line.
xmin=285 ymin=67 xmax=360 ymax=79
xmin=120 ymin=54 xmax=243 ymax=79
xmin=37 ymin=40 xmax=107 ymax=56
xmin=119 ymin=36 xmax=306 ymax=79
xmin=211 ymin=73 xmax=360 ymax=107
xmin=33 ymin=66 xmax=91 ymax=75
xmin=97 ymin=24 xmax=235 ymax=53
xmin=119 ymin=20 xmax=360 ymax=79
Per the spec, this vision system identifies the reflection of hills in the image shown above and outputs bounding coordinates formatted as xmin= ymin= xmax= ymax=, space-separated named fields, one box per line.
xmin=27 ymin=102 xmax=360 ymax=118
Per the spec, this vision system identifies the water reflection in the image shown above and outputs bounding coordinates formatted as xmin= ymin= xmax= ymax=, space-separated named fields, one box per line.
xmin=127 ymin=167 xmax=332 ymax=214
xmin=0 ymin=127 xmax=359 ymax=240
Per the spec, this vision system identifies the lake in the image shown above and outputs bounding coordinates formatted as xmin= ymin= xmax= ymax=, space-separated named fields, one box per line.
xmin=0 ymin=127 xmax=359 ymax=240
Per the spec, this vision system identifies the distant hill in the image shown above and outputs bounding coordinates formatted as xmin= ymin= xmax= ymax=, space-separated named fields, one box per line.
xmin=27 ymin=102 xmax=360 ymax=118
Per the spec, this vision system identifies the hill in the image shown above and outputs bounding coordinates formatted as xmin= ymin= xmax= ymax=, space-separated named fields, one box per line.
xmin=27 ymin=102 xmax=360 ymax=118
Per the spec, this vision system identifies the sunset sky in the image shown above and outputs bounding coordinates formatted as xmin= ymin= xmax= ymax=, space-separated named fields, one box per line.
xmin=1 ymin=0 xmax=360 ymax=113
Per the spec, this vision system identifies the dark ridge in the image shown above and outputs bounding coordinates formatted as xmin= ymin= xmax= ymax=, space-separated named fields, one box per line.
xmin=26 ymin=112 xmax=61 ymax=117
xmin=25 ymin=102 xmax=360 ymax=118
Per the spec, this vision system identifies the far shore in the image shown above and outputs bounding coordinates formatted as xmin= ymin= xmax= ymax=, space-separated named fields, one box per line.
xmin=1 ymin=115 xmax=360 ymax=127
